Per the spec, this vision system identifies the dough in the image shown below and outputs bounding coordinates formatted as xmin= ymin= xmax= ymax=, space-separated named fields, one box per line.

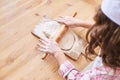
xmin=32 ymin=17 xmax=87 ymax=60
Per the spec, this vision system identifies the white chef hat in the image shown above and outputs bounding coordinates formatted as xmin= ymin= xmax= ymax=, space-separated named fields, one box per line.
xmin=101 ymin=0 xmax=120 ymax=26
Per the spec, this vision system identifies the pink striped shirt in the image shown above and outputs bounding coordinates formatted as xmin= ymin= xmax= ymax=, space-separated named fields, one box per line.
xmin=59 ymin=57 xmax=120 ymax=80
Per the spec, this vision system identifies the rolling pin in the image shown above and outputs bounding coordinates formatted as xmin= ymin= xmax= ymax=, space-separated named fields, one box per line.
xmin=42 ymin=12 xmax=77 ymax=60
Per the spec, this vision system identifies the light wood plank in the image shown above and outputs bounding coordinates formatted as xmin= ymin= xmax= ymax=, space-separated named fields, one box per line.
xmin=0 ymin=0 xmax=101 ymax=79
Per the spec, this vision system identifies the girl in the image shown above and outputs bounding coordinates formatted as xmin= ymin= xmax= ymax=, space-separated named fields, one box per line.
xmin=37 ymin=0 xmax=120 ymax=79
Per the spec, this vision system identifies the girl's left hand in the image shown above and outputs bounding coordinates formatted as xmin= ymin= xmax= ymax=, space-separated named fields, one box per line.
xmin=37 ymin=37 xmax=63 ymax=57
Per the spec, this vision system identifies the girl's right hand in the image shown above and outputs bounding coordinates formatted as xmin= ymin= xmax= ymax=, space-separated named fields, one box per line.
xmin=55 ymin=16 xmax=82 ymax=28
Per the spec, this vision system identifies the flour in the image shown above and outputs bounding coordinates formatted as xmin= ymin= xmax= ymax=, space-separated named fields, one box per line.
xmin=32 ymin=17 xmax=87 ymax=60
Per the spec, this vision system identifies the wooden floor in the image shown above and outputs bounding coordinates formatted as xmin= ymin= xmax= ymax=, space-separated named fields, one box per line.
xmin=0 ymin=0 xmax=101 ymax=80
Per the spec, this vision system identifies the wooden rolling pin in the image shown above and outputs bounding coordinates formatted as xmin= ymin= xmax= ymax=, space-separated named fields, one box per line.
xmin=42 ymin=12 xmax=77 ymax=60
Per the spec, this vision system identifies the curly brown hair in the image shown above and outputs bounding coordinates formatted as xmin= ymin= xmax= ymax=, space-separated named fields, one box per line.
xmin=85 ymin=8 xmax=120 ymax=69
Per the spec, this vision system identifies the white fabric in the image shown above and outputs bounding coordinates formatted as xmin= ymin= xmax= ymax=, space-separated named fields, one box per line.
xmin=101 ymin=0 xmax=120 ymax=25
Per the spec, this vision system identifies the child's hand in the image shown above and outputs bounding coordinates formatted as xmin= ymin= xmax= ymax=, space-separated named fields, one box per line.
xmin=55 ymin=16 xmax=81 ymax=28
xmin=37 ymin=37 xmax=63 ymax=57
